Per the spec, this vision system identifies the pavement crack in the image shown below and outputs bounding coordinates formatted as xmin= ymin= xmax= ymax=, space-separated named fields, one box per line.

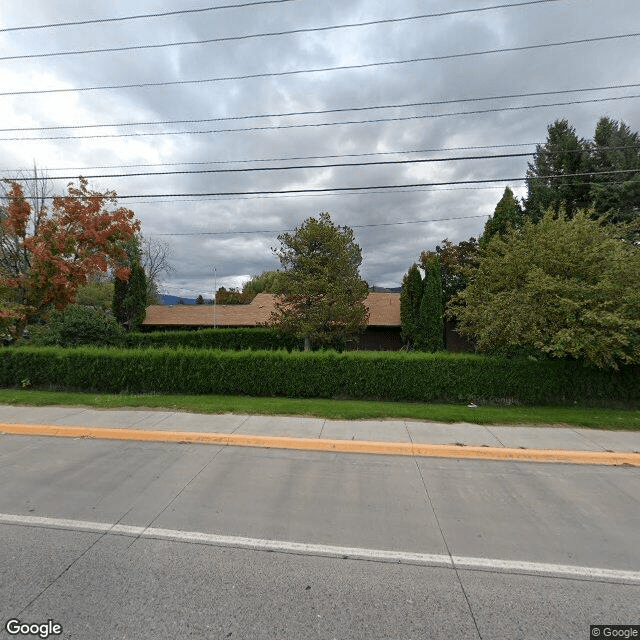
xmin=230 ymin=414 xmax=251 ymax=435
xmin=15 ymin=504 xmax=139 ymax=618
xmin=125 ymin=444 xmax=227 ymax=549
xmin=413 ymin=459 xmax=484 ymax=640
xmin=403 ymin=421 xmax=414 ymax=445
xmin=569 ymin=427 xmax=607 ymax=451
xmin=484 ymin=425 xmax=505 ymax=447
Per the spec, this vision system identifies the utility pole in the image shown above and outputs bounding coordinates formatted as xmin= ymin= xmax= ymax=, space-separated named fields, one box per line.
xmin=213 ymin=266 xmax=217 ymax=329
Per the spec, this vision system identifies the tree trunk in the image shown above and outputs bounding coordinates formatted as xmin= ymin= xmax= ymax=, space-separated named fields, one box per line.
xmin=304 ymin=336 xmax=311 ymax=351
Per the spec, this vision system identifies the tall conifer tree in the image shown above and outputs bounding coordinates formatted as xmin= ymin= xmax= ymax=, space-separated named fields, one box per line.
xmin=400 ymin=263 xmax=423 ymax=347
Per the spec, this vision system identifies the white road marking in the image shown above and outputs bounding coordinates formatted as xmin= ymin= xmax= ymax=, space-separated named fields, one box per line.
xmin=1 ymin=512 xmax=639 ymax=583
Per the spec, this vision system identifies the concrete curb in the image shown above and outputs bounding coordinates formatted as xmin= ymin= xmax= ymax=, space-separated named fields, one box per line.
xmin=1 ymin=422 xmax=639 ymax=466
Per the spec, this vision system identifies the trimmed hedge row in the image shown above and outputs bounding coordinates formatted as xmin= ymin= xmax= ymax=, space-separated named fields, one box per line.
xmin=123 ymin=327 xmax=302 ymax=351
xmin=1 ymin=347 xmax=639 ymax=407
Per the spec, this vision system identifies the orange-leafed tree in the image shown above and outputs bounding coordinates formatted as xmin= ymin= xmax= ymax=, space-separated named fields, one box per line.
xmin=0 ymin=178 xmax=140 ymax=338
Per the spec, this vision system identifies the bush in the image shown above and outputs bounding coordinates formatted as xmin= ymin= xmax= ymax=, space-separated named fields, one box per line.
xmin=25 ymin=305 xmax=124 ymax=347
xmin=123 ymin=327 xmax=302 ymax=351
xmin=0 ymin=347 xmax=638 ymax=407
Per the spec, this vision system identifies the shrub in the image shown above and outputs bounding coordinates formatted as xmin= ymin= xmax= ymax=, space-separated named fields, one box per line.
xmin=123 ymin=327 xmax=302 ymax=351
xmin=25 ymin=305 xmax=124 ymax=347
xmin=0 ymin=347 xmax=638 ymax=408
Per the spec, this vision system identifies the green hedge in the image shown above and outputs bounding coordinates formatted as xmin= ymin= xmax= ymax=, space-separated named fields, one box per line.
xmin=123 ymin=327 xmax=302 ymax=351
xmin=1 ymin=347 xmax=639 ymax=407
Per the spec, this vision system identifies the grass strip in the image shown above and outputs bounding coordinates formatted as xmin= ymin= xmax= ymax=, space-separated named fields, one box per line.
xmin=0 ymin=389 xmax=638 ymax=430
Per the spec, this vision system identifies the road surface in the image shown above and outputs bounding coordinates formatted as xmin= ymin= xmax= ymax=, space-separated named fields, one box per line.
xmin=1 ymin=432 xmax=638 ymax=639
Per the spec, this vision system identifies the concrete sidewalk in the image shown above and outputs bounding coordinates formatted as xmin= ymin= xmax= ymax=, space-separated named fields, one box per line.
xmin=1 ymin=404 xmax=639 ymax=465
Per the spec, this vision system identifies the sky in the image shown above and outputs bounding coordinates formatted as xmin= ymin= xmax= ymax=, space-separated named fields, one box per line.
xmin=1 ymin=0 xmax=639 ymax=298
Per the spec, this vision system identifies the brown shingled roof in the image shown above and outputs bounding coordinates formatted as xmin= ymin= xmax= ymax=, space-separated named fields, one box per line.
xmin=142 ymin=292 xmax=400 ymax=328
xmin=364 ymin=293 xmax=401 ymax=326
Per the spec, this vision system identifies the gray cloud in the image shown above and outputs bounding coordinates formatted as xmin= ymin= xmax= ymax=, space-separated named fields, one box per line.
xmin=1 ymin=0 xmax=639 ymax=296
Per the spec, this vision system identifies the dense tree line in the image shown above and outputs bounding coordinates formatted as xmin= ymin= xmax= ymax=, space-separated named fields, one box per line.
xmin=405 ymin=115 xmax=640 ymax=368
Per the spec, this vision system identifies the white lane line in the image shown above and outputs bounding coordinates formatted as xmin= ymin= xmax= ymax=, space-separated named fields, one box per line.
xmin=1 ymin=512 xmax=639 ymax=583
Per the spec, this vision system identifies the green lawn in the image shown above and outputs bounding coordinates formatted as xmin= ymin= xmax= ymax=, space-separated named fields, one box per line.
xmin=0 ymin=389 xmax=638 ymax=430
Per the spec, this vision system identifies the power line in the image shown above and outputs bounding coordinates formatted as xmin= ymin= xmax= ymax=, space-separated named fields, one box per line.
xmin=5 ymin=152 xmax=535 ymax=181
xmin=127 ymin=187 xmax=507 ymax=204
xmin=2 ymin=32 xmax=638 ymax=98
xmin=19 ymin=169 xmax=636 ymax=201
xmin=0 ymin=142 xmax=635 ymax=176
xmin=0 ymin=0 xmax=299 ymax=33
xmin=147 ymin=214 xmax=492 ymax=237
xmin=114 ymin=178 xmax=634 ymax=205
xmin=3 ymin=82 xmax=636 ymax=133
xmin=116 ymin=169 xmax=640 ymax=199
xmin=1 ymin=143 xmax=541 ymax=173
xmin=0 ymin=1 xmax=561 ymax=59
xmin=6 ymin=142 xmax=637 ymax=175
xmin=4 ymin=94 xmax=640 ymax=142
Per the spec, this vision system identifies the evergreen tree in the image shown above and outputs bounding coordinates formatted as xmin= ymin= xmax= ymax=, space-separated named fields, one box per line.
xmin=112 ymin=240 xmax=148 ymax=331
xmin=480 ymin=187 xmax=524 ymax=247
xmin=195 ymin=294 xmax=205 ymax=304
xmin=272 ymin=212 xmax=369 ymax=350
xmin=589 ymin=116 xmax=640 ymax=226
xmin=523 ymin=119 xmax=591 ymax=221
xmin=415 ymin=254 xmax=445 ymax=352
xmin=400 ymin=263 xmax=423 ymax=347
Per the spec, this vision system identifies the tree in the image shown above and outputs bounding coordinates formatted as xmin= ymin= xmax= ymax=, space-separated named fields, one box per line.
xmin=271 ymin=212 xmax=369 ymax=350
xmin=195 ymin=294 xmax=205 ymax=305
xmin=424 ymin=237 xmax=480 ymax=310
xmin=1 ymin=178 xmax=140 ymax=338
xmin=523 ymin=119 xmax=591 ymax=221
xmin=75 ymin=279 xmax=115 ymax=311
xmin=215 ymin=286 xmax=253 ymax=304
xmin=399 ymin=263 xmax=423 ymax=347
xmin=112 ymin=240 xmax=147 ymax=332
xmin=589 ymin=116 xmax=640 ymax=227
xmin=448 ymin=208 xmax=640 ymax=369
xmin=242 ymin=270 xmax=284 ymax=298
xmin=480 ymin=187 xmax=524 ymax=247
xmin=415 ymin=253 xmax=445 ymax=351
xmin=139 ymin=235 xmax=174 ymax=304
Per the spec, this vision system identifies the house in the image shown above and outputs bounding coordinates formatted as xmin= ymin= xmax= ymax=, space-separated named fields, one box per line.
xmin=142 ymin=292 xmax=472 ymax=351
xmin=142 ymin=292 xmax=404 ymax=350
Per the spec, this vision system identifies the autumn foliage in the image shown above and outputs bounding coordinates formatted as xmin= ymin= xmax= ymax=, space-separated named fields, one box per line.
xmin=0 ymin=178 xmax=140 ymax=337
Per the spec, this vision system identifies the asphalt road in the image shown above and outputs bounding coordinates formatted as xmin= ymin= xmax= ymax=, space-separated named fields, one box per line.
xmin=1 ymin=434 xmax=639 ymax=639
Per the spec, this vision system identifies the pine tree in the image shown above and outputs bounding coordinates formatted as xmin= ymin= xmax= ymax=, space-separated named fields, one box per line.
xmin=415 ymin=254 xmax=444 ymax=352
xmin=589 ymin=116 xmax=640 ymax=226
xmin=480 ymin=187 xmax=524 ymax=247
xmin=272 ymin=212 xmax=369 ymax=350
xmin=112 ymin=240 xmax=148 ymax=331
xmin=400 ymin=263 xmax=423 ymax=347
xmin=523 ymin=119 xmax=591 ymax=221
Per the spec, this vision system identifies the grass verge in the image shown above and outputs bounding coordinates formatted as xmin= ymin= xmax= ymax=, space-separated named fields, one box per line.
xmin=0 ymin=389 xmax=638 ymax=430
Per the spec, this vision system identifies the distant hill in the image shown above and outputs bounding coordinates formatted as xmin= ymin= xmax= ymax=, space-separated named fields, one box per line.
xmin=158 ymin=294 xmax=197 ymax=305
xmin=370 ymin=286 xmax=401 ymax=293
xmin=158 ymin=288 xmax=400 ymax=305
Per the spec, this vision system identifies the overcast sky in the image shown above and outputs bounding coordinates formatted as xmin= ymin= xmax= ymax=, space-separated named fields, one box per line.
xmin=1 ymin=0 xmax=638 ymax=297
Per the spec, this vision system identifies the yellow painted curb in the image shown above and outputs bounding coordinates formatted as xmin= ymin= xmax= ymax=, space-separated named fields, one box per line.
xmin=0 ymin=422 xmax=639 ymax=466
